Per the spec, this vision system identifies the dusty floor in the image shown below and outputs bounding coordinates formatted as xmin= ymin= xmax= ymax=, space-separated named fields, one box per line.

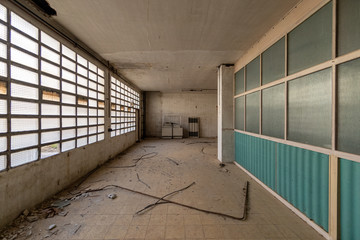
xmin=1 ymin=138 xmax=325 ymax=240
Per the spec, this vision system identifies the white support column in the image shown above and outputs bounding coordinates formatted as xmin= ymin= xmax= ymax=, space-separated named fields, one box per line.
xmin=217 ymin=64 xmax=234 ymax=163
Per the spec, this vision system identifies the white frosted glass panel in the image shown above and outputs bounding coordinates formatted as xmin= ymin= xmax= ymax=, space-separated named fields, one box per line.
xmin=41 ymin=118 xmax=59 ymax=129
xmin=0 ymin=61 xmax=6 ymax=77
xmin=89 ymin=90 xmax=96 ymax=98
xmin=42 ymin=104 xmax=59 ymax=115
xmin=62 ymin=129 xmax=75 ymax=140
xmin=11 ymin=100 xmax=38 ymax=115
xmin=62 ymin=81 xmax=75 ymax=93
xmin=89 ymin=135 xmax=96 ymax=144
xmin=77 ymin=65 xmax=87 ymax=77
xmin=62 ymin=57 xmax=75 ymax=71
xmin=62 ymin=106 xmax=75 ymax=116
xmin=0 ymin=118 xmax=6 ymax=133
xmin=41 ymin=131 xmax=60 ymax=144
xmin=77 ymin=117 xmax=87 ymax=126
xmin=98 ymin=85 xmax=104 ymax=93
xmin=98 ymin=93 xmax=104 ymax=100
xmin=11 ymin=83 xmax=38 ymax=100
xmin=0 ymin=42 xmax=7 ymax=59
xmin=89 ymin=72 xmax=96 ymax=81
xmin=41 ymin=75 xmax=60 ymax=90
xmin=0 ymin=136 xmax=6 ymax=151
xmin=77 ymin=54 xmax=87 ymax=66
xmin=11 ymin=65 xmax=38 ymax=85
xmin=11 ymin=133 xmax=38 ymax=150
xmin=98 ymin=69 xmax=104 ymax=77
xmin=61 ymin=94 xmax=75 ymax=104
xmin=62 ymin=140 xmax=75 ymax=152
xmin=77 ymin=107 xmax=87 ymax=116
xmin=41 ymin=143 xmax=60 ymax=159
xmin=62 ymin=69 xmax=75 ymax=82
xmin=77 ymin=86 xmax=87 ymax=96
xmin=77 ymin=75 xmax=87 ymax=87
xmin=41 ymin=60 xmax=60 ymax=77
xmin=89 ymin=117 xmax=97 ymax=125
xmin=235 ymin=97 xmax=244 ymax=130
xmin=41 ymin=31 xmax=60 ymax=51
xmin=89 ymin=109 xmax=97 ymax=117
xmin=11 ymin=118 xmax=38 ymax=132
xmin=77 ymin=137 xmax=87 ymax=147
xmin=62 ymin=117 xmax=75 ymax=127
xmin=41 ymin=46 xmax=60 ymax=64
xmin=262 ymin=38 xmax=285 ymax=85
xmin=98 ymin=109 xmax=104 ymax=116
xmin=11 ymin=48 xmax=38 ymax=69
xmin=11 ymin=13 xmax=38 ymax=39
xmin=246 ymin=91 xmax=260 ymax=133
xmin=98 ymin=117 xmax=104 ymax=124
xmin=98 ymin=125 xmax=104 ymax=132
xmin=11 ymin=30 xmax=38 ymax=54
xmin=88 ymin=99 xmax=97 ymax=107
xmin=62 ymin=45 xmax=75 ymax=60
xmin=0 ymin=4 xmax=6 ymax=22
xmin=89 ymin=62 xmax=97 ymax=73
xmin=11 ymin=148 xmax=38 ymax=167
xmin=89 ymin=126 xmax=97 ymax=134
xmin=98 ymin=133 xmax=104 ymax=141
xmin=0 ymin=155 xmax=5 ymax=170
xmin=77 ymin=127 xmax=87 ymax=136
xmin=0 ymin=23 xmax=6 ymax=41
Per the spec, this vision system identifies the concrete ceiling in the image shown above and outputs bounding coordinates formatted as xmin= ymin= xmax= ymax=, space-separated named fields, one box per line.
xmin=47 ymin=0 xmax=299 ymax=92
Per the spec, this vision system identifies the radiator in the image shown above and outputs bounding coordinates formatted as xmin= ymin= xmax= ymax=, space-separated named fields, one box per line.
xmin=189 ymin=117 xmax=199 ymax=138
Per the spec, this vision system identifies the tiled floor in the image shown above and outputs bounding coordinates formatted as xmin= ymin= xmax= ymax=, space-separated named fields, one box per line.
xmin=4 ymin=138 xmax=326 ymax=240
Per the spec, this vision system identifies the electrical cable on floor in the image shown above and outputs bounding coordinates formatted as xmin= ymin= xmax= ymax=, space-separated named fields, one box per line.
xmin=107 ymin=152 xmax=158 ymax=168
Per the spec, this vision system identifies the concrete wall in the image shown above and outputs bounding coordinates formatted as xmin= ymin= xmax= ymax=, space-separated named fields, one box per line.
xmin=145 ymin=92 xmax=217 ymax=138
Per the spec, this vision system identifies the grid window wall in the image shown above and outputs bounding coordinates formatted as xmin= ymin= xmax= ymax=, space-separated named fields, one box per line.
xmin=0 ymin=4 xmax=105 ymax=171
xmin=110 ymin=76 xmax=139 ymax=137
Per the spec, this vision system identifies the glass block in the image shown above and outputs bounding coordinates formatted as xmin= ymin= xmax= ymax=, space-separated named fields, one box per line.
xmin=41 ymin=131 xmax=59 ymax=144
xmin=11 ymin=133 xmax=38 ymax=150
xmin=62 ymin=140 xmax=75 ymax=152
xmin=0 ymin=81 xmax=6 ymax=95
xmin=11 ymin=47 xmax=38 ymax=69
xmin=62 ymin=117 xmax=75 ymax=127
xmin=89 ymin=135 xmax=96 ymax=144
xmin=62 ymin=106 xmax=75 ymax=116
xmin=88 ymin=99 xmax=97 ymax=107
xmin=41 ymin=75 xmax=60 ymax=90
xmin=77 ymin=65 xmax=87 ymax=77
xmin=0 ymin=155 xmax=5 ymax=170
xmin=62 ymin=69 xmax=75 ymax=82
xmin=89 ymin=62 xmax=97 ymax=73
xmin=11 ymin=100 xmax=38 ymax=115
xmin=98 ymin=117 xmax=104 ymax=124
xmin=41 ymin=118 xmax=59 ymax=129
xmin=41 ymin=143 xmax=60 ymax=159
xmin=89 ymin=126 xmax=96 ymax=134
xmin=11 ymin=13 xmax=38 ymax=39
xmin=89 ymin=72 xmax=97 ymax=82
xmin=41 ymin=103 xmax=60 ymax=116
xmin=89 ymin=90 xmax=97 ymax=99
xmin=11 ymin=30 xmax=38 ymax=54
xmin=77 ymin=86 xmax=87 ymax=96
xmin=235 ymin=96 xmax=244 ymax=130
xmin=11 ymin=65 xmax=38 ymax=85
xmin=62 ymin=128 xmax=75 ymax=140
xmin=89 ymin=80 xmax=96 ymax=90
xmin=42 ymin=90 xmax=60 ymax=102
xmin=98 ymin=93 xmax=104 ymax=100
xmin=98 ymin=85 xmax=104 ymax=93
xmin=98 ymin=68 xmax=104 ymax=77
xmin=262 ymin=83 xmax=285 ymax=138
xmin=62 ymin=45 xmax=75 ymax=60
xmin=111 ymin=131 xmax=115 ymax=138
xmin=77 ymin=75 xmax=87 ymax=87
xmin=89 ymin=108 xmax=97 ymax=116
xmin=235 ymin=68 xmax=244 ymax=95
xmin=246 ymin=91 xmax=260 ymax=133
xmin=11 ymin=148 xmax=38 ymax=167
xmin=11 ymin=118 xmax=38 ymax=132
xmin=288 ymin=2 xmax=332 ymax=75
xmin=62 ymin=81 xmax=75 ymax=94
xmin=41 ymin=60 xmax=60 ymax=77
xmin=77 ymin=127 xmax=87 ymax=137
xmin=77 ymin=137 xmax=87 ymax=147
xmin=89 ymin=117 xmax=97 ymax=125
xmin=0 ymin=4 xmax=6 ymax=22
xmin=288 ymin=68 xmax=332 ymax=148
xmin=262 ymin=37 xmax=285 ymax=85
xmin=98 ymin=109 xmax=104 ymax=116
xmin=0 ymin=42 xmax=7 ymax=59
xmin=77 ymin=107 xmax=87 ymax=116
xmin=41 ymin=46 xmax=60 ymax=64
xmin=0 ymin=136 xmax=6 ymax=151
xmin=98 ymin=125 xmax=104 ymax=132
xmin=62 ymin=56 xmax=75 ymax=71
xmin=337 ymin=58 xmax=360 ymax=154
xmin=0 ymin=118 xmax=6 ymax=133
xmin=62 ymin=93 xmax=75 ymax=104
xmin=246 ymin=56 xmax=260 ymax=91
xmin=77 ymin=117 xmax=87 ymax=126
xmin=11 ymin=83 xmax=38 ymax=100
xmin=0 ymin=23 xmax=6 ymax=41
xmin=0 ymin=61 xmax=6 ymax=77
xmin=98 ymin=77 xmax=104 ymax=85
xmin=41 ymin=31 xmax=60 ymax=51
xmin=77 ymin=54 xmax=87 ymax=67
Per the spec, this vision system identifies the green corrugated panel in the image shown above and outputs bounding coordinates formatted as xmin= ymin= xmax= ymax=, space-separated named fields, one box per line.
xmin=277 ymin=143 xmax=329 ymax=231
xmin=234 ymin=132 xmax=276 ymax=190
xmin=340 ymin=159 xmax=360 ymax=240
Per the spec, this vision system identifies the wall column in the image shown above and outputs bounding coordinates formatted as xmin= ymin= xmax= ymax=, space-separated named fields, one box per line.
xmin=217 ymin=64 xmax=234 ymax=163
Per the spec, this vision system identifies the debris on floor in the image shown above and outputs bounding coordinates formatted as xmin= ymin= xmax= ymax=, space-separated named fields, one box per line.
xmin=48 ymin=224 xmax=56 ymax=230
xmin=107 ymin=193 xmax=117 ymax=199
xmin=136 ymin=173 xmax=151 ymax=189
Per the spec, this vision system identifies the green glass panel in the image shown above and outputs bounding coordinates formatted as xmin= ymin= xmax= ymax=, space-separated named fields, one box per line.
xmin=287 ymin=68 xmax=332 ymax=148
xmin=245 ymin=91 xmax=259 ymax=133
xmin=337 ymin=58 xmax=360 ymax=155
xmin=262 ymin=84 xmax=284 ymax=139
xmin=262 ymin=37 xmax=285 ymax=85
xmin=235 ymin=96 xmax=244 ymax=130
xmin=338 ymin=0 xmax=360 ymax=56
xmin=288 ymin=2 xmax=332 ymax=75
xmin=235 ymin=68 xmax=244 ymax=95
xmin=245 ymin=56 xmax=260 ymax=91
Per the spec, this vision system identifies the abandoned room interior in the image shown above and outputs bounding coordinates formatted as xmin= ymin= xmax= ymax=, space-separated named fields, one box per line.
xmin=0 ymin=0 xmax=359 ymax=239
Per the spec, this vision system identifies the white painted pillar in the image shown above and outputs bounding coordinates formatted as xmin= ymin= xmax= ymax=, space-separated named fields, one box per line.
xmin=217 ymin=64 xmax=234 ymax=163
